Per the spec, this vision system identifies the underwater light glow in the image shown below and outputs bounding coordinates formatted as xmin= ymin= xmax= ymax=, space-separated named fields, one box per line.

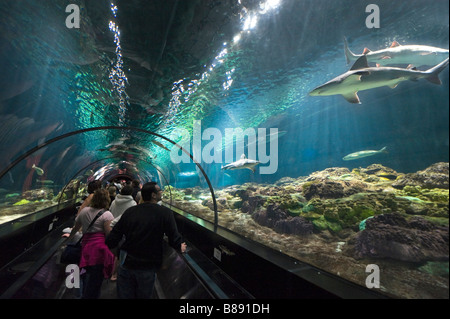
xmin=110 ymin=3 xmax=118 ymax=17
xmin=223 ymin=68 xmax=235 ymax=91
xmin=259 ymin=0 xmax=281 ymax=14
xmin=160 ymin=0 xmax=284 ymax=135
xmin=108 ymin=2 xmax=129 ymax=127
xmin=162 ymin=43 xmax=231 ymax=130
xmin=243 ymin=14 xmax=258 ymax=31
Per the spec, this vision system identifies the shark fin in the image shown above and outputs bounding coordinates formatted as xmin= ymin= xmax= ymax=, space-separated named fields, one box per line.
xmin=247 ymin=167 xmax=256 ymax=173
xmin=342 ymin=92 xmax=361 ymax=104
xmin=389 ymin=83 xmax=399 ymax=89
xmin=350 ymin=56 xmax=369 ymax=71
xmin=376 ymin=63 xmax=381 ymax=67
xmin=344 ymin=37 xmax=359 ymax=65
xmin=240 ymin=154 xmax=246 ymax=159
xmin=426 ymin=74 xmax=442 ymax=85
xmin=406 ymin=64 xmax=417 ymax=70
xmin=362 ymin=48 xmax=371 ymax=55
xmin=380 ymin=146 xmax=388 ymax=153
xmin=390 ymin=41 xmax=400 ymax=48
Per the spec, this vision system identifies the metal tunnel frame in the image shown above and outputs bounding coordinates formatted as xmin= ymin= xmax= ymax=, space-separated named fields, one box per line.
xmin=0 ymin=126 xmax=218 ymax=230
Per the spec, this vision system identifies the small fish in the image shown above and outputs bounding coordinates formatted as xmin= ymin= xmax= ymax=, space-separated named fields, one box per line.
xmin=38 ymin=180 xmax=54 ymax=185
xmin=177 ymin=171 xmax=198 ymax=178
xmin=151 ymin=140 xmax=170 ymax=151
xmin=5 ymin=193 xmax=20 ymax=198
xmin=55 ymin=122 xmax=64 ymax=132
xmin=56 ymin=145 xmax=73 ymax=166
xmin=396 ymin=196 xmax=425 ymax=203
xmin=221 ymin=154 xmax=260 ymax=172
xmin=343 ymin=147 xmax=388 ymax=161
xmin=32 ymin=164 xmax=44 ymax=176
xmin=338 ymin=173 xmax=354 ymax=181
xmin=8 ymin=171 xmax=14 ymax=183
xmin=84 ymin=169 xmax=94 ymax=176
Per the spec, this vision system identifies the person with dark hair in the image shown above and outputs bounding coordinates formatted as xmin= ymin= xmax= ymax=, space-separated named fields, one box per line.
xmin=108 ymin=185 xmax=117 ymax=204
xmin=77 ymin=180 xmax=102 ymax=216
xmin=130 ymin=179 xmax=141 ymax=203
xmin=63 ymin=179 xmax=102 ymax=246
xmin=67 ymin=188 xmax=115 ymax=299
xmin=106 ymin=182 xmax=186 ymax=299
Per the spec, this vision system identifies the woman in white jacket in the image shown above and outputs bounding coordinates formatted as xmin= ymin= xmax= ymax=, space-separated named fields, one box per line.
xmin=108 ymin=184 xmax=136 ymax=280
xmin=109 ymin=185 xmax=137 ymax=226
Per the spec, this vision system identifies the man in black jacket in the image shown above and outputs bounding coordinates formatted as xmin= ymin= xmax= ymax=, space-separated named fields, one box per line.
xmin=106 ymin=182 xmax=186 ymax=298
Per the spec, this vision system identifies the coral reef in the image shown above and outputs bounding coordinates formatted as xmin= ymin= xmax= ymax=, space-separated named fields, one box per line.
xmin=0 ymin=181 xmax=85 ymax=224
xmin=392 ymin=162 xmax=449 ymax=189
xmin=163 ymin=162 xmax=449 ymax=299
xmin=350 ymin=213 xmax=449 ymax=262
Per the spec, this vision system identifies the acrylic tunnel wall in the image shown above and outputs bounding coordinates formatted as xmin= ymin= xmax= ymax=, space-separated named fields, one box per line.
xmin=1 ymin=0 xmax=449 ymax=299
xmin=0 ymin=126 xmax=219 ymax=225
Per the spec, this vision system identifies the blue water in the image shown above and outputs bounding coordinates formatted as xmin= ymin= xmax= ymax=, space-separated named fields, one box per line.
xmin=200 ymin=0 xmax=450 ymax=188
xmin=0 ymin=0 xmax=448 ymax=192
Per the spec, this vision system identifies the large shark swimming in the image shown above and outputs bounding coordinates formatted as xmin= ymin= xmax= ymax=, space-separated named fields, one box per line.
xmin=221 ymin=154 xmax=261 ymax=173
xmin=344 ymin=38 xmax=449 ymax=68
xmin=309 ymin=56 xmax=449 ymax=104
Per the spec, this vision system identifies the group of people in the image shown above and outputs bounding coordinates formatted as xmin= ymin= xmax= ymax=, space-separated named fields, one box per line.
xmin=64 ymin=179 xmax=186 ymax=299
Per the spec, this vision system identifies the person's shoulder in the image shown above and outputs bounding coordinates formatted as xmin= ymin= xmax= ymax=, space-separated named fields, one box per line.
xmin=102 ymin=210 xmax=115 ymax=220
xmin=78 ymin=206 xmax=92 ymax=216
xmin=122 ymin=204 xmax=139 ymax=216
xmin=158 ymin=204 xmax=174 ymax=215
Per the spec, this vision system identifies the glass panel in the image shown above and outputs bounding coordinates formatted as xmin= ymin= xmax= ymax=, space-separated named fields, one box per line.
xmin=0 ymin=0 xmax=448 ymax=299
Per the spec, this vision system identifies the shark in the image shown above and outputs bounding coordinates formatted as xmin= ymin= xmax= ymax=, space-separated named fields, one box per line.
xmin=221 ymin=154 xmax=260 ymax=173
xmin=344 ymin=38 xmax=449 ymax=68
xmin=309 ymin=56 xmax=449 ymax=104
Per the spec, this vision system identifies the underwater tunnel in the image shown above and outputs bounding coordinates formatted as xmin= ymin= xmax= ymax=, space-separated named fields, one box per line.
xmin=0 ymin=0 xmax=449 ymax=301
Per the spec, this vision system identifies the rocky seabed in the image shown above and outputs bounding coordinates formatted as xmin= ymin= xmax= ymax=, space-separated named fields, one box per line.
xmin=167 ymin=163 xmax=449 ymax=299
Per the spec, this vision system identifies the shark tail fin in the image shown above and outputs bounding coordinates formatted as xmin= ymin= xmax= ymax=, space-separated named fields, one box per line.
xmin=344 ymin=37 xmax=359 ymax=65
xmin=425 ymin=58 xmax=449 ymax=85
xmin=380 ymin=146 xmax=388 ymax=153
